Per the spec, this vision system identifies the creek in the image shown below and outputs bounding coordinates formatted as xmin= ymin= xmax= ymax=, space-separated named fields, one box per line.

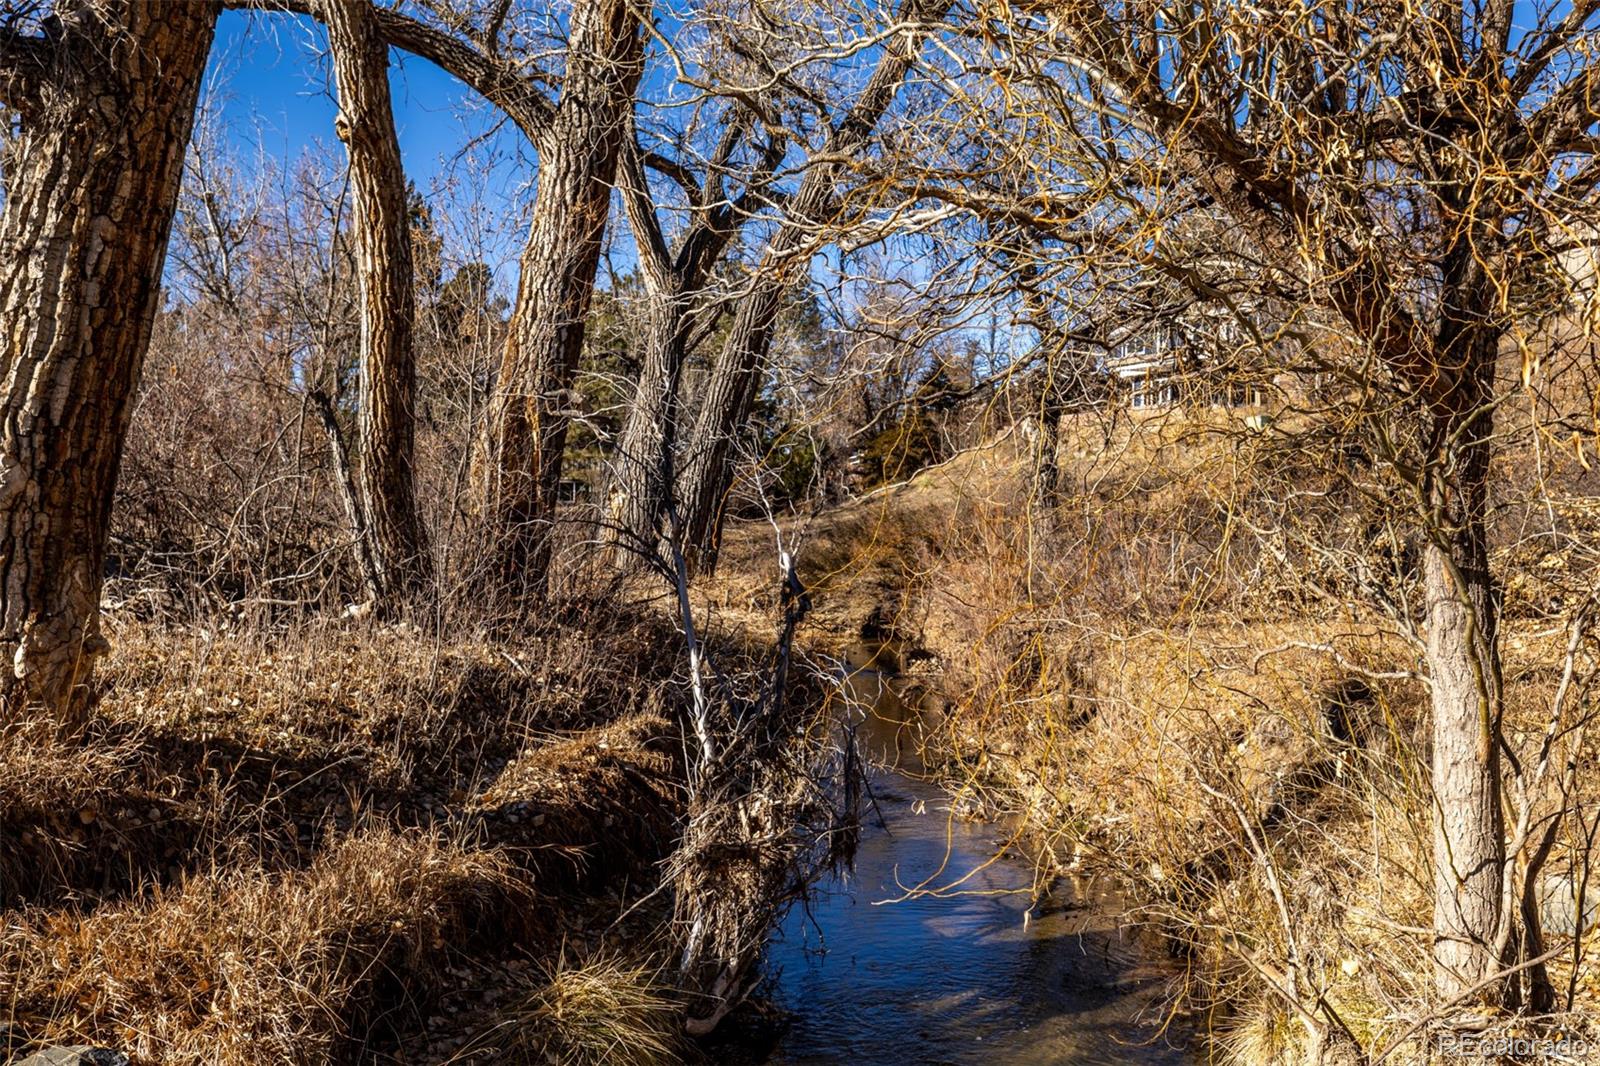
xmin=762 ymin=652 xmax=1194 ymax=1065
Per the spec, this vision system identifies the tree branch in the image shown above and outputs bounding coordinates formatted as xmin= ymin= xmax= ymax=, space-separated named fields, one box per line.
xmin=226 ymin=0 xmax=555 ymax=141
xmin=618 ymin=136 xmax=674 ymax=296
xmin=0 ymin=25 xmax=54 ymax=116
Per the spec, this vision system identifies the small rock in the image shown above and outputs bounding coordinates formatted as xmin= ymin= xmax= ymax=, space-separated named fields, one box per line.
xmin=13 ymin=1048 xmax=130 ymax=1066
xmin=1539 ymin=874 xmax=1599 ymax=936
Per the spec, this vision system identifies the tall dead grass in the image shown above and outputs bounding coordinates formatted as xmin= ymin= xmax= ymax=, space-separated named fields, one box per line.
xmin=1 ymin=829 xmax=517 ymax=1064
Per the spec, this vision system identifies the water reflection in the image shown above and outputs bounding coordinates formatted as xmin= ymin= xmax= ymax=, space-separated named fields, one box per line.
xmin=762 ymin=654 xmax=1192 ymax=1066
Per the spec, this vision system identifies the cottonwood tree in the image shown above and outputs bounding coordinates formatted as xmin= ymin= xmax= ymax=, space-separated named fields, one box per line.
xmin=606 ymin=104 xmax=785 ymax=560
xmin=469 ymin=0 xmax=644 ymax=596
xmin=243 ymin=0 xmax=645 ymax=597
xmin=673 ymin=0 xmax=955 ymax=571
xmin=324 ymin=0 xmax=432 ymax=606
xmin=978 ymin=0 xmax=1600 ymax=1013
xmin=0 ymin=0 xmax=220 ymax=720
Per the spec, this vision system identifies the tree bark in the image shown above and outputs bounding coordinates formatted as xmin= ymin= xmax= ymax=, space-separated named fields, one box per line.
xmin=604 ymin=123 xmax=779 ymax=564
xmin=608 ymin=300 xmax=694 ymax=558
xmin=311 ymin=386 xmax=385 ymax=601
xmin=679 ymin=281 xmax=786 ymax=571
xmin=676 ymin=0 xmax=951 ymax=571
xmin=1422 ymin=325 xmax=1507 ymax=1002
xmin=471 ymin=0 xmax=643 ymax=597
xmin=0 ymin=0 xmax=219 ymax=721
xmin=324 ymin=0 xmax=431 ymax=605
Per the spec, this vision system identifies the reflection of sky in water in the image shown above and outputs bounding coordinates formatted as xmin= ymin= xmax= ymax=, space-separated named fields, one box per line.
xmin=765 ymin=672 xmax=1193 ymax=1066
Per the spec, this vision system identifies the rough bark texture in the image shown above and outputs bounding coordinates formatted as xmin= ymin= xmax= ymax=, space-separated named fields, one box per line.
xmin=472 ymin=0 xmax=644 ymax=596
xmin=676 ymin=0 xmax=950 ymax=571
xmin=679 ymin=282 xmax=785 ymax=571
xmin=0 ymin=0 xmax=219 ymax=720
xmin=324 ymin=0 xmax=431 ymax=604
xmin=1423 ymin=323 xmax=1507 ymax=1002
xmin=1028 ymin=392 xmax=1064 ymax=512
xmin=604 ymin=126 xmax=775 ymax=562
xmin=311 ymin=386 xmax=386 ymax=600
xmin=608 ymin=299 xmax=694 ymax=557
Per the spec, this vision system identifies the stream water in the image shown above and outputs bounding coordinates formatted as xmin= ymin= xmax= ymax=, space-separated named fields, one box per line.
xmin=762 ymin=657 xmax=1194 ymax=1066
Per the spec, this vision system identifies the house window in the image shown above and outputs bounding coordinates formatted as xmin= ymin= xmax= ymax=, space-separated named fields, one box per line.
xmin=1131 ymin=377 xmax=1176 ymax=409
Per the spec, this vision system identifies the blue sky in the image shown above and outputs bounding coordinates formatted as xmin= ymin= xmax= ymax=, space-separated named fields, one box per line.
xmin=203 ymin=8 xmax=536 ymax=286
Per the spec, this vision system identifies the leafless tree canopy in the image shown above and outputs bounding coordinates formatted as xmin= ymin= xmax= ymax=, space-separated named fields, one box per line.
xmin=1 ymin=0 xmax=1600 ymax=1059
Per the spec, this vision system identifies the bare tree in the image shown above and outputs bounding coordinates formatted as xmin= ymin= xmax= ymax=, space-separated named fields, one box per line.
xmin=605 ymin=106 xmax=785 ymax=560
xmin=0 ymin=0 xmax=220 ymax=720
xmin=676 ymin=0 xmax=953 ymax=571
xmin=324 ymin=0 xmax=432 ymax=606
xmin=467 ymin=0 xmax=645 ymax=596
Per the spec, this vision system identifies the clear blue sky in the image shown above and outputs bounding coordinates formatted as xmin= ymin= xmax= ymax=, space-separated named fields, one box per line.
xmin=204 ymin=8 xmax=536 ymax=287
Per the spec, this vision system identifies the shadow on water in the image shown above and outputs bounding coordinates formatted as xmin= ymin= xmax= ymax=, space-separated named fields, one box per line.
xmin=762 ymin=649 xmax=1193 ymax=1066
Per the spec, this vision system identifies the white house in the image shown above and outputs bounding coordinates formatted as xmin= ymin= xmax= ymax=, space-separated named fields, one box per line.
xmin=1101 ymin=320 xmax=1265 ymax=412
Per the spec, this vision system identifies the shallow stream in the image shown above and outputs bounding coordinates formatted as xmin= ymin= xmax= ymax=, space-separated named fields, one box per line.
xmin=762 ymin=657 xmax=1194 ymax=1065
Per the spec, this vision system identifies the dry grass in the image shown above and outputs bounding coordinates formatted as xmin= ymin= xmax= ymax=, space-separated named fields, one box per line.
xmin=0 ymin=829 xmax=517 ymax=1064
xmin=0 ymin=602 xmax=700 ymax=1064
xmin=465 ymin=951 xmax=684 ymax=1066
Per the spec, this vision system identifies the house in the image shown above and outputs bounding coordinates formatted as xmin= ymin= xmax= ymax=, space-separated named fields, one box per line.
xmin=1101 ymin=319 xmax=1267 ymax=412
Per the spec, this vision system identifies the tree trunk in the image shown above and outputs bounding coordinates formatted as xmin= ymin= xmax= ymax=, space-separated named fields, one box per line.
xmin=325 ymin=0 xmax=431 ymax=606
xmin=472 ymin=0 xmax=643 ymax=597
xmin=676 ymin=0 xmax=950 ymax=571
xmin=311 ymin=386 xmax=386 ymax=602
xmin=607 ymin=301 xmax=693 ymax=558
xmin=1028 ymin=394 xmax=1063 ymax=511
xmin=0 ymin=1 xmax=219 ymax=721
xmin=1423 ymin=329 xmax=1506 ymax=1002
xmin=679 ymin=282 xmax=786 ymax=572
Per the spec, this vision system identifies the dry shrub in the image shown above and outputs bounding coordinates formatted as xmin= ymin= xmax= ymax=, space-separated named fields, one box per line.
xmin=470 ymin=951 xmax=683 ymax=1066
xmin=0 ymin=829 xmax=517 ymax=1065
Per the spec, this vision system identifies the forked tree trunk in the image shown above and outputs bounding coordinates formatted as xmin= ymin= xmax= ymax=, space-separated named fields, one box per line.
xmin=679 ymin=282 xmax=786 ymax=571
xmin=325 ymin=0 xmax=431 ymax=605
xmin=608 ymin=301 xmax=694 ymax=556
xmin=604 ymin=121 xmax=781 ymax=563
xmin=0 ymin=0 xmax=219 ymax=721
xmin=472 ymin=0 xmax=643 ymax=597
xmin=676 ymin=0 xmax=950 ymax=571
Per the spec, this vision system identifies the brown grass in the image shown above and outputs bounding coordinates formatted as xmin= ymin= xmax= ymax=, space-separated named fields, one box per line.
xmin=463 ymin=951 xmax=684 ymax=1066
xmin=1 ymin=602 xmax=698 ymax=1064
xmin=0 ymin=829 xmax=517 ymax=1064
